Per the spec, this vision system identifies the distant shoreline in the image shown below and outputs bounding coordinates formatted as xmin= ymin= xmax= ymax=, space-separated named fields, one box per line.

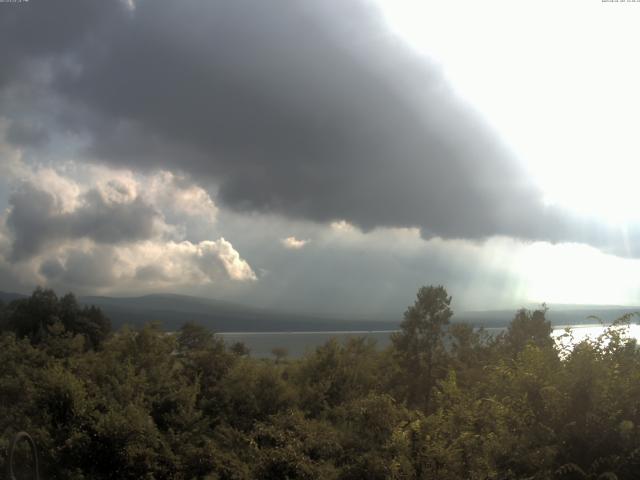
xmin=218 ymin=330 xmax=400 ymax=335
xmin=216 ymin=324 xmax=629 ymax=335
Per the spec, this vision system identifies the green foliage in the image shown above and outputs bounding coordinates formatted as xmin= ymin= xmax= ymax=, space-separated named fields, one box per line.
xmin=448 ymin=323 xmax=495 ymax=388
xmin=3 ymin=285 xmax=640 ymax=479
xmin=271 ymin=346 xmax=289 ymax=363
xmin=216 ymin=358 xmax=296 ymax=431
xmin=294 ymin=336 xmax=384 ymax=416
xmin=332 ymin=393 xmax=414 ymax=479
xmin=252 ymin=411 xmax=341 ymax=479
xmin=177 ymin=321 xmax=217 ymax=352
xmin=229 ymin=341 xmax=251 ymax=357
xmin=502 ymin=305 xmax=554 ymax=356
xmin=1 ymin=287 xmax=111 ymax=350
xmin=391 ymin=285 xmax=452 ymax=410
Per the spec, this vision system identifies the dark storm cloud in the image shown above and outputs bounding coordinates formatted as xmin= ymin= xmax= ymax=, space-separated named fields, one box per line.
xmin=0 ymin=0 xmax=124 ymax=87
xmin=6 ymin=182 xmax=159 ymax=260
xmin=1 ymin=0 xmax=634 ymax=252
xmin=6 ymin=120 xmax=49 ymax=147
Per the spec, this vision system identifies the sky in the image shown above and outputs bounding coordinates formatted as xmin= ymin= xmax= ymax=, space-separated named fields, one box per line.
xmin=1 ymin=0 xmax=640 ymax=318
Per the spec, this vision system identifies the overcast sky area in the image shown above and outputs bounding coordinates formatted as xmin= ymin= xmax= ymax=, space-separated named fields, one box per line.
xmin=1 ymin=0 xmax=640 ymax=318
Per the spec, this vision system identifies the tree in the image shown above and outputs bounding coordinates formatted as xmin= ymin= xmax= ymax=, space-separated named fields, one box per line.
xmin=271 ymin=347 xmax=288 ymax=364
xmin=294 ymin=337 xmax=382 ymax=416
xmin=230 ymin=341 xmax=251 ymax=357
xmin=503 ymin=305 xmax=553 ymax=356
xmin=177 ymin=321 xmax=217 ymax=352
xmin=2 ymin=289 xmax=110 ymax=350
xmin=0 ymin=299 xmax=6 ymax=332
xmin=5 ymin=287 xmax=59 ymax=343
xmin=75 ymin=305 xmax=111 ymax=350
xmin=391 ymin=285 xmax=452 ymax=411
xmin=448 ymin=323 xmax=493 ymax=388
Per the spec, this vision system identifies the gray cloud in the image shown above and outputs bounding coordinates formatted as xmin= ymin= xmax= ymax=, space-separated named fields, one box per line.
xmin=7 ymin=182 xmax=159 ymax=260
xmin=40 ymin=247 xmax=118 ymax=288
xmin=1 ymin=0 xmax=637 ymax=257
xmin=6 ymin=120 xmax=49 ymax=147
xmin=202 ymin=213 xmax=529 ymax=317
xmin=0 ymin=0 xmax=124 ymax=85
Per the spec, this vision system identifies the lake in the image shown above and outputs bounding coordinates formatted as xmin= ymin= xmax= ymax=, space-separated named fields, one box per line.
xmin=220 ymin=323 xmax=640 ymax=358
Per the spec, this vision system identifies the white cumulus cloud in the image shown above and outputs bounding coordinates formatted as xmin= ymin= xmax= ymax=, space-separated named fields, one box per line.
xmin=0 ymin=159 xmax=256 ymax=293
xmin=282 ymin=236 xmax=309 ymax=250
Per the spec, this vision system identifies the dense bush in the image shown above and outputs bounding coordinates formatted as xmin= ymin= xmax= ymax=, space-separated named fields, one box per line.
xmin=1 ymin=286 xmax=640 ymax=479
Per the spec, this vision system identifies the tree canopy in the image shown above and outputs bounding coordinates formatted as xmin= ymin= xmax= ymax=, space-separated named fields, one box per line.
xmin=1 ymin=287 xmax=111 ymax=350
xmin=1 ymin=286 xmax=639 ymax=479
xmin=391 ymin=285 xmax=452 ymax=410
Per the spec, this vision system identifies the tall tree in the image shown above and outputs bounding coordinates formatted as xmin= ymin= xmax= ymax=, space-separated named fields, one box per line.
xmin=391 ymin=285 xmax=452 ymax=411
xmin=503 ymin=305 xmax=553 ymax=356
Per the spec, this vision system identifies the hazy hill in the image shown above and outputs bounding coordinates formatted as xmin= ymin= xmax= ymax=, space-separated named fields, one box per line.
xmin=77 ymin=294 xmax=399 ymax=332
xmin=1 ymin=291 xmax=638 ymax=332
xmin=456 ymin=306 xmax=640 ymax=328
xmin=0 ymin=291 xmax=27 ymax=304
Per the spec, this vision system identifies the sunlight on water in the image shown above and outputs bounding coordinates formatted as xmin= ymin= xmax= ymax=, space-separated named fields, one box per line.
xmin=552 ymin=323 xmax=640 ymax=352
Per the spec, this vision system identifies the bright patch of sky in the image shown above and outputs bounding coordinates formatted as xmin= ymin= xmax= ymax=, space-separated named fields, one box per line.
xmin=377 ymin=0 xmax=640 ymax=224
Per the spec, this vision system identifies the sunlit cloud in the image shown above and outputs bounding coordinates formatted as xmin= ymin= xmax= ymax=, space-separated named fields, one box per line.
xmin=0 ymin=159 xmax=256 ymax=293
xmin=330 ymin=220 xmax=356 ymax=233
xmin=281 ymin=237 xmax=309 ymax=250
xmin=6 ymin=238 xmax=256 ymax=294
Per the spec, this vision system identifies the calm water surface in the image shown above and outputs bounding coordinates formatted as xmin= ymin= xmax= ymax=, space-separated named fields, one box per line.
xmin=220 ymin=324 xmax=640 ymax=358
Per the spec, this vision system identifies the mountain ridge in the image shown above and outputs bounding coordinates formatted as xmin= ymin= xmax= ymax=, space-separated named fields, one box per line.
xmin=1 ymin=291 xmax=638 ymax=332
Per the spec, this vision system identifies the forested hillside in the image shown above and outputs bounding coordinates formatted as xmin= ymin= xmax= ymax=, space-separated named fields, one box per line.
xmin=1 ymin=286 xmax=640 ymax=479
